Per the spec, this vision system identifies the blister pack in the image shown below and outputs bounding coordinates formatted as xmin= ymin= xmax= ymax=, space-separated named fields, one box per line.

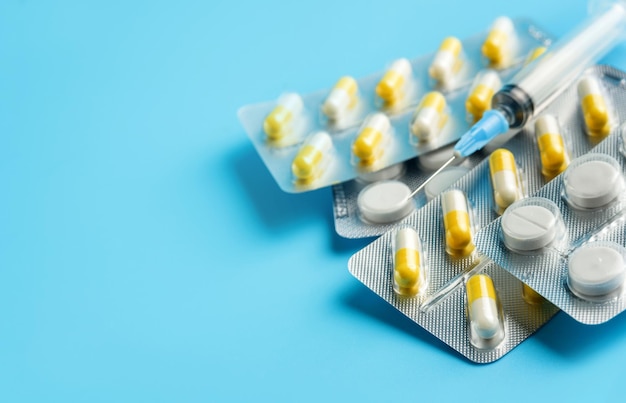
xmin=238 ymin=18 xmax=552 ymax=193
xmin=347 ymin=65 xmax=624 ymax=362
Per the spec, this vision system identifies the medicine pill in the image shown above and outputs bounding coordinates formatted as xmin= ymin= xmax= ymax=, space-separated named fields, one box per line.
xmin=578 ymin=76 xmax=611 ymax=137
xmin=466 ymin=70 xmax=502 ymax=122
xmin=466 ymin=274 xmax=503 ymax=341
xmin=263 ymin=93 xmax=304 ymax=141
xmin=322 ymin=76 xmax=359 ymax=122
xmin=357 ymin=180 xmax=414 ymax=224
xmin=563 ymin=155 xmax=624 ymax=209
xmin=501 ymin=203 xmax=557 ymax=251
xmin=410 ymin=91 xmax=447 ymax=141
xmin=441 ymin=189 xmax=474 ymax=257
xmin=393 ymin=227 xmax=423 ymax=296
xmin=534 ymin=115 xmax=569 ymax=179
xmin=352 ymin=113 xmax=391 ymax=165
xmin=489 ymin=149 xmax=523 ymax=214
xmin=291 ymin=131 xmax=333 ymax=182
xmin=568 ymin=242 xmax=626 ymax=299
xmin=429 ymin=37 xmax=463 ymax=87
xmin=376 ymin=58 xmax=412 ymax=106
xmin=424 ymin=166 xmax=469 ymax=202
xmin=482 ymin=17 xmax=515 ymax=65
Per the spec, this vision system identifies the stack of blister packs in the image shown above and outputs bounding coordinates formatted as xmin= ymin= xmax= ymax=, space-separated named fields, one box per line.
xmin=239 ymin=16 xmax=626 ymax=363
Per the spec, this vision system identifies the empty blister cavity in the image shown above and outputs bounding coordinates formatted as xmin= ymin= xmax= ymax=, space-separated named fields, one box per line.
xmin=417 ymin=144 xmax=465 ymax=171
xmin=291 ymin=131 xmax=333 ymax=184
xmin=489 ymin=149 xmax=524 ymax=215
xmin=429 ymin=37 xmax=463 ymax=89
xmin=534 ymin=115 xmax=570 ymax=180
xmin=376 ymin=58 xmax=414 ymax=108
xmin=578 ymin=75 xmax=612 ymax=138
xmin=466 ymin=69 xmax=502 ymax=123
xmin=393 ymin=227 xmax=427 ymax=296
xmin=424 ymin=166 xmax=470 ymax=202
xmin=442 ymin=189 xmax=475 ymax=257
xmin=466 ymin=274 xmax=505 ymax=349
xmin=356 ymin=162 xmax=405 ymax=183
xmin=264 ymin=93 xmax=305 ymax=143
xmin=352 ymin=113 xmax=392 ymax=167
xmin=410 ymin=91 xmax=448 ymax=143
xmin=567 ymin=241 xmax=626 ymax=302
xmin=501 ymin=197 xmax=563 ymax=253
xmin=322 ymin=76 xmax=360 ymax=127
xmin=482 ymin=16 xmax=517 ymax=68
xmin=357 ymin=180 xmax=414 ymax=224
xmin=562 ymin=153 xmax=624 ymax=210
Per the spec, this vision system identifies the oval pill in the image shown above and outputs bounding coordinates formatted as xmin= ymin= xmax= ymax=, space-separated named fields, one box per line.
xmin=442 ymin=189 xmax=474 ymax=256
xmin=534 ymin=115 xmax=569 ymax=179
xmin=466 ymin=70 xmax=502 ymax=122
xmin=467 ymin=274 xmax=503 ymax=341
xmin=482 ymin=16 xmax=515 ymax=65
xmin=263 ymin=93 xmax=303 ymax=140
xmin=568 ymin=243 xmax=626 ymax=299
xmin=393 ymin=227 xmax=423 ymax=296
xmin=501 ymin=204 xmax=557 ymax=251
xmin=410 ymin=91 xmax=447 ymax=141
xmin=357 ymin=180 xmax=414 ymax=224
xmin=578 ymin=76 xmax=610 ymax=137
xmin=429 ymin=37 xmax=463 ymax=86
xmin=322 ymin=76 xmax=358 ymax=121
xmin=376 ymin=58 xmax=412 ymax=106
xmin=489 ymin=149 xmax=522 ymax=214
xmin=291 ymin=131 xmax=333 ymax=182
xmin=352 ymin=113 xmax=390 ymax=164
xmin=563 ymin=156 xmax=623 ymax=209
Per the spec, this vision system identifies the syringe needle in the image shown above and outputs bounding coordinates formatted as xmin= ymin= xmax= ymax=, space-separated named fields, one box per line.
xmin=407 ymin=155 xmax=457 ymax=199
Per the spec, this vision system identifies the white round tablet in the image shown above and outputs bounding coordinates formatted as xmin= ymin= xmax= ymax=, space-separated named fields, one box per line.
xmin=424 ymin=166 xmax=470 ymax=201
xmin=357 ymin=180 xmax=414 ymax=224
xmin=568 ymin=243 xmax=626 ymax=299
xmin=357 ymin=162 xmax=405 ymax=183
xmin=501 ymin=204 xmax=557 ymax=251
xmin=564 ymin=157 xmax=623 ymax=209
xmin=417 ymin=145 xmax=465 ymax=171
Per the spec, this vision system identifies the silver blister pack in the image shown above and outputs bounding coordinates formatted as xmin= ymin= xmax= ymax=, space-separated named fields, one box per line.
xmin=238 ymin=18 xmax=552 ymax=193
xmin=348 ymin=65 xmax=625 ymax=362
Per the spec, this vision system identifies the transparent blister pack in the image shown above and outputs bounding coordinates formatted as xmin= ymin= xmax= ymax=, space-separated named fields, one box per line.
xmin=238 ymin=18 xmax=553 ymax=193
xmin=347 ymin=65 xmax=624 ymax=361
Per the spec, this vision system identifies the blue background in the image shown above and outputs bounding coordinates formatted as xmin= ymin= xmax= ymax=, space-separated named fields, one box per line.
xmin=3 ymin=0 xmax=626 ymax=401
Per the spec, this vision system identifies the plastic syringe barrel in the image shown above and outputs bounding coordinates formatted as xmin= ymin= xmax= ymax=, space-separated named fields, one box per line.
xmin=494 ymin=0 xmax=626 ymax=129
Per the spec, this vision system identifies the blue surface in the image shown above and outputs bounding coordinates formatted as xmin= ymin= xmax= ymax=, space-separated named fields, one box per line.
xmin=3 ymin=0 xmax=626 ymax=401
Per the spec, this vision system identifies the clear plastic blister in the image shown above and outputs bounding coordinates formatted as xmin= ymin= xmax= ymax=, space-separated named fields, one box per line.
xmin=238 ymin=18 xmax=553 ymax=193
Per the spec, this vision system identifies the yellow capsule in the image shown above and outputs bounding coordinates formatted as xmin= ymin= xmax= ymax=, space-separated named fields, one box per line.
xmin=522 ymin=284 xmax=545 ymax=305
xmin=534 ymin=115 xmax=569 ymax=180
xmin=482 ymin=17 xmax=515 ymax=65
xmin=376 ymin=58 xmax=412 ymax=106
xmin=524 ymin=46 xmax=547 ymax=65
xmin=466 ymin=70 xmax=501 ymax=122
xmin=410 ymin=91 xmax=447 ymax=141
xmin=489 ymin=149 xmax=522 ymax=215
xmin=429 ymin=37 xmax=463 ymax=86
xmin=466 ymin=274 xmax=503 ymax=341
xmin=322 ymin=76 xmax=359 ymax=121
xmin=578 ymin=76 xmax=611 ymax=137
xmin=442 ymin=189 xmax=474 ymax=257
xmin=352 ymin=113 xmax=390 ymax=164
xmin=263 ymin=93 xmax=304 ymax=141
xmin=291 ymin=131 xmax=333 ymax=182
xmin=393 ymin=228 xmax=423 ymax=296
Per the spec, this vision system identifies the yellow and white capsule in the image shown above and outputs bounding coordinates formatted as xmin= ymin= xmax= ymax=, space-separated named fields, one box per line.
xmin=352 ymin=113 xmax=390 ymax=165
xmin=578 ymin=76 xmax=611 ymax=137
xmin=466 ymin=70 xmax=501 ymax=122
xmin=524 ymin=46 xmax=547 ymax=65
xmin=410 ymin=91 xmax=447 ymax=142
xmin=489 ymin=149 xmax=523 ymax=215
xmin=429 ymin=37 xmax=463 ymax=87
xmin=466 ymin=274 xmax=504 ymax=342
xmin=291 ymin=131 xmax=333 ymax=183
xmin=442 ymin=189 xmax=474 ymax=257
xmin=376 ymin=58 xmax=412 ymax=106
xmin=482 ymin=16 xmax=515 ymax=66
xmin=535 ymin=115 xmax=569 ymax=180
xmin=263 ymin=93 xmax=304 ymax=141
xmin=393 ymin=228 xmax=423 ymax=296
xmin=322 ymin=76 xmax=359 ymax=121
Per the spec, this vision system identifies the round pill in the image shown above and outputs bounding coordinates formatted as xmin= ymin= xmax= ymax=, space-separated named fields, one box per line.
xmin=424 ymin=166 xmax=470 ymax=201
xmin=564 ymin=159 xmax=623 ymax=209
xmin=568 ymin=244 xmax=626 ymax=298
xmin=501 ymin=204 xmax=557 ymax=251
xmin=357 ymin=181 xmax=414 ymax=224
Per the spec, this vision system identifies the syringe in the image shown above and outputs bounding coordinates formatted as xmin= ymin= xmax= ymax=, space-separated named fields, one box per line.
xmin=409 ymin=0 xmax=626 ymax=198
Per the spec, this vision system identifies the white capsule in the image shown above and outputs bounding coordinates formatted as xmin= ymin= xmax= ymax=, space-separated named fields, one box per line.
xmin=578 ymin=76 xmax=611 ymax=136
xmin=489 ymin=149 xmax=523 ymax=214
xmin=429 ymin=37 xmax=463 ymax=86
xmin=466 ymin=274 xmax=503 ymax=342
xmin=393 ymin=227 xmax=423 ymax=296
xmin=410 ymin=91 xmax=447 ymax=141
xmin=442 ymin=189 xmax=474 ymax=256
xmin=352 ymin=113 xmax=391 ymax=164
xmin=466 ymin=70 xmax=502 ymax=122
